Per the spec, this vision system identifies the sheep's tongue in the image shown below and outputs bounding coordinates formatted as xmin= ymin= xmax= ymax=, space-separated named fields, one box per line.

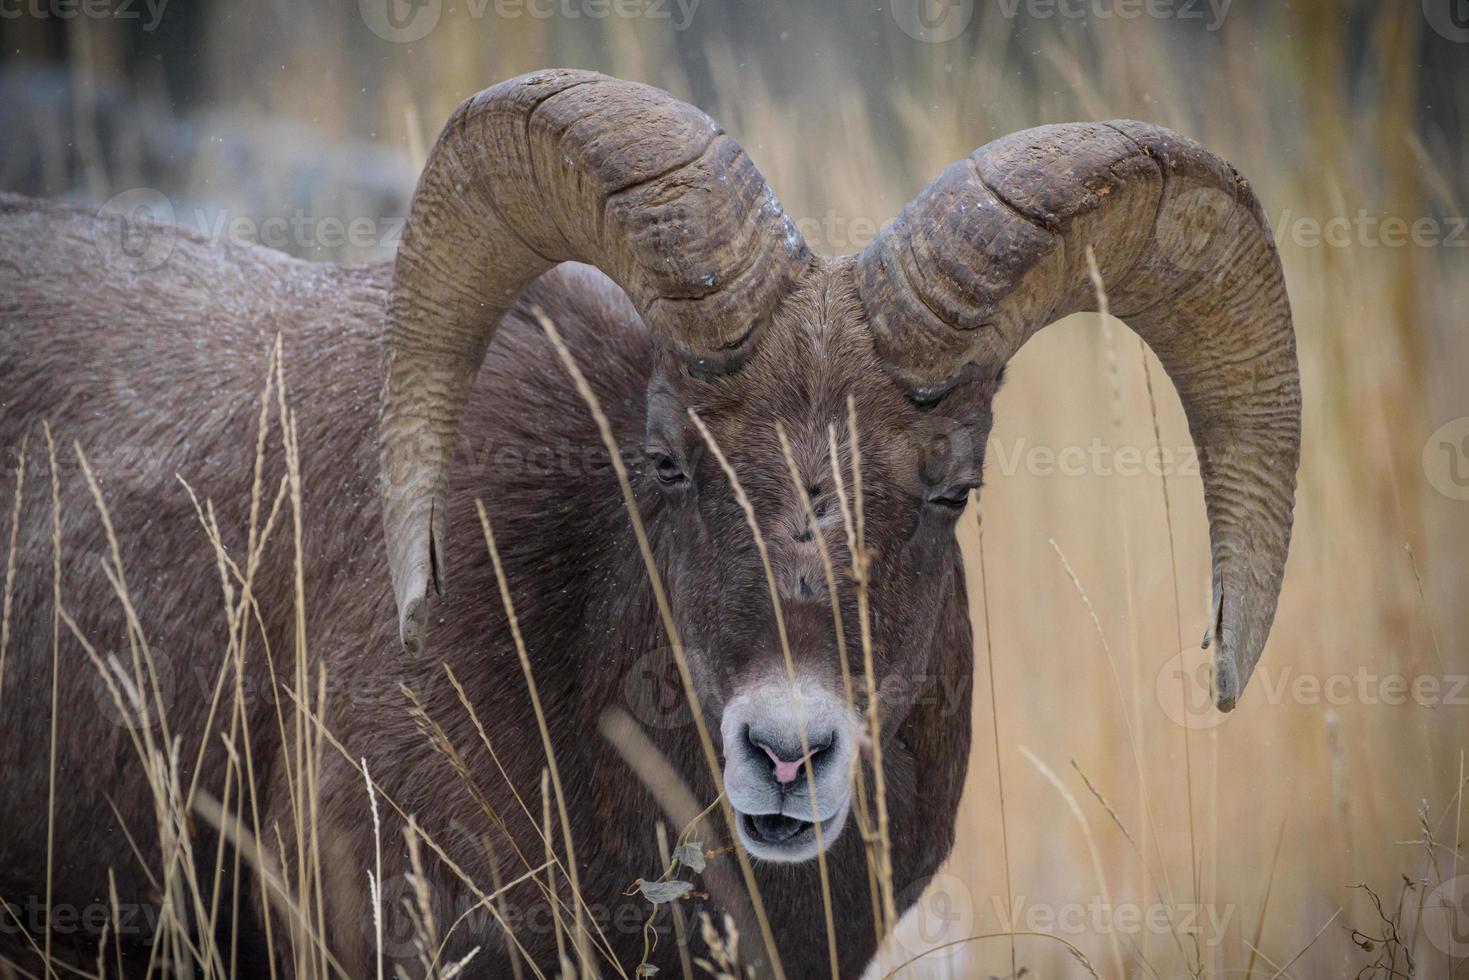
xmin=750 ymin=813 xmax=807 ymax=844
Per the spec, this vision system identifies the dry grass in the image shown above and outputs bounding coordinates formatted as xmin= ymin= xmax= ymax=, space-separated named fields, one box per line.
xmin=2 ymin=2 xmax=1467 ymax=977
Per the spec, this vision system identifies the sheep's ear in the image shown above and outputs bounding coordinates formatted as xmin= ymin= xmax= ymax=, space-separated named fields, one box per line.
xmin=857 ymin=121 xmax=1299 ymax=710
xmin=378 ymin=70 xmax=811 ymax=652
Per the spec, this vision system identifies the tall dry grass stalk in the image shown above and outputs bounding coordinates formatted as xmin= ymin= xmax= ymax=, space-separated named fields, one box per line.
xmin=476 ymin=501 xmax=594 ymax=977
xmin=1017 ymin=747 xmax=1125 ymax=980
xmin=42 ymin=425 xmax=60 ymax=979
xmin=973 ymin=517 xmax=1016 ymax=980
xmin=774 ymin=422 xmax=890 ymax=955
xmin=687 ymin=409 xmax=841 ymax=980
xmin=838 ymin=400 xmax=899 ymax=938
xmin=534 ymin=309 xmax=788 ymax=980
xmin=0 ymin=432 xmax=26 ymax=713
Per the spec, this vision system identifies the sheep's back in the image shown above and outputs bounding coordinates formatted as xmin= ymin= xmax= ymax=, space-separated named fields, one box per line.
xmin=0 ymin=191 xmax=391 ymax=956
xmin=0 ymin=193 xmax=660 ymax=974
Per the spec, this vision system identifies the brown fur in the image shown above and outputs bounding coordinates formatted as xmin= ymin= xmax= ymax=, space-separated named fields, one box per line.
xmin=0 ymin=191 xmax=987 ymax=977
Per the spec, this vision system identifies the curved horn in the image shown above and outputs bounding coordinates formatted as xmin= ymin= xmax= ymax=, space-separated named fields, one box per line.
xmin=856 ymin=121 xmax=1299 ymax=709
xmin=381 ymin=69 xmax=810 ymax=652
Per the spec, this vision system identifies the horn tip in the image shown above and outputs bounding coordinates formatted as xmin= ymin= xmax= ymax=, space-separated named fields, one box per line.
xmin=1211 ymin=635 xmax=1249 ymax=712
xmin=399 ymin=594 xmax=426 ymax=656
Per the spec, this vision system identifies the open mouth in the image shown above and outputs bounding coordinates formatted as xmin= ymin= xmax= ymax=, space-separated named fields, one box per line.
xmin=742 ymin=811 xmax=816 ymax=846
xmin=734 ymin=796 xmax=850 ymax=861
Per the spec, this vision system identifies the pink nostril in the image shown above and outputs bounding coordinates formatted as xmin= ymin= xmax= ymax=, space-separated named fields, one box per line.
xmin=758 ymin=742 xmax=813 ymax=785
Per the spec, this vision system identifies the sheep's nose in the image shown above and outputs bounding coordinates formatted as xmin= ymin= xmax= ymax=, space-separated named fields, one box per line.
xmin=721 ymin=683 xmax=857 ymax=837
xmin=749 ymin=730 xmax=834 ymax=785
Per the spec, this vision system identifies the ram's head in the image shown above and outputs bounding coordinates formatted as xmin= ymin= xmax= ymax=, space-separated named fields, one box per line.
xmin=378 ymin=70 xmax=1299 ymax=861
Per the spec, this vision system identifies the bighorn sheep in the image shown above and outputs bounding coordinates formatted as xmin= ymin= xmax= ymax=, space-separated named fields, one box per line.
xmin=0 ymin=68 xmax=1299 ymax=978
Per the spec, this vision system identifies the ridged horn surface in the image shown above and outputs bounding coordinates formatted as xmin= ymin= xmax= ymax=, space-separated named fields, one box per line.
xmin=380 ymin=69 xmax=810 ymax=652
xmin=857 ymin=121 xmax=1300 ymax=708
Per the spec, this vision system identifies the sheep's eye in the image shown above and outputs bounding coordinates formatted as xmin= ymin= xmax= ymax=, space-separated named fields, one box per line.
xmin=927 ymin=487 xmax=974 ymax=512
xmin=653 ymin=454 xmax=687 ymax=486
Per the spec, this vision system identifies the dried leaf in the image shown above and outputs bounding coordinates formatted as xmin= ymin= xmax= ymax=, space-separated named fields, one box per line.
xmin=673 ymin=840 xmax=706 ymax=873
xmin=639 ymin=879 xmax=693 ymax=904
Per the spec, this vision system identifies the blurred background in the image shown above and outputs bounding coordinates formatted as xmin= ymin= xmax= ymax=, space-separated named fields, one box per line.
xmin=3 ymin=0 xmax=1466 ymax=976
